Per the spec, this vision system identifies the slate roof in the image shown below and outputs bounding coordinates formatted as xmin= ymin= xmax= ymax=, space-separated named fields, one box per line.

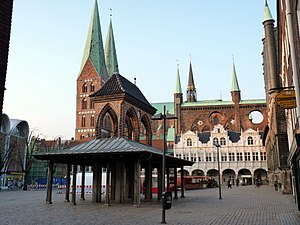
xmin=90 ymin=73 xmax=156 ymax=114
xmin=33 ymin=137 xmax=194 ymax=167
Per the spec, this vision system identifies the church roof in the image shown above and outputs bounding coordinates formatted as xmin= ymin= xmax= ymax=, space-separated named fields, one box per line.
xmin=90 ymin=73 xmax=156 ymax=114
xmin=79 ymin=0 xmax=108 ymax=80
xmin=151 ymin=102 xmax=174 ymax=115
xmin=182 ymin=99 xmax=266 ymax=107
xmin=105 ymin=17 xmax=119 ymax=77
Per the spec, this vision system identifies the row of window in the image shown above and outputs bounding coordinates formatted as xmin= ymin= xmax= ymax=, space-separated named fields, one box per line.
xmin=82 ymin=83 xmax=95 ymax=93
xmin=186 ymin=136 xmax=255 ymax=147
xmin=176 ymin=152 xmax=267 ymax=162
xmin=81 ymin=115 xmax=95 ymax=127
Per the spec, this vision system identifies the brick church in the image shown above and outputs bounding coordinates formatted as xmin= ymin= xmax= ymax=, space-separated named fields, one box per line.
xmin=75 ymin=0 xmax=268 ymax=152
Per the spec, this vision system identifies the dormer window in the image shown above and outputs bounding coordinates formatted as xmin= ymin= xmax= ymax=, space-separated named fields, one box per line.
xmin=220 ymin=137 xmax=226 ymax=145
xmin=248 ymin=136 xmax=254 ymax=145
xmin=213 ymin=138 xmax=219 ymax=146
xmin=187 ymin=138 xmax=192 ymax=146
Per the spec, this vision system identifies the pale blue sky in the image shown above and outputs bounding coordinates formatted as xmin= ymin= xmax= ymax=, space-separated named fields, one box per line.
xmin=4 ymin=0 xmax=276 ymax=140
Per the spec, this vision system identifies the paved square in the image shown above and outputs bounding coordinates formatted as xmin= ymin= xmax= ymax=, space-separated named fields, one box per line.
xmin=1 ymin=185 xmax=300 ymax=225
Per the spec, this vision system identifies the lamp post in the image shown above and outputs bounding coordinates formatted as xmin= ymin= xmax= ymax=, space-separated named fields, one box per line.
xmin=215 ymin=143 xmax=222 ymax=200
xmin=152 ymin=105 xmax=177 ymax=224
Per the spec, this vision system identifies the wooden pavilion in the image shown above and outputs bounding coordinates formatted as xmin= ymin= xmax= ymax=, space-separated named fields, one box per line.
xmin=33 ymin=137 xmax=193 ymax=206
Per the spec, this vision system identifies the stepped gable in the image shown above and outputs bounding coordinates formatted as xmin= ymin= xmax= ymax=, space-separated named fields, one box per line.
xmin=90 ymin=73 xmax=156 ymax=114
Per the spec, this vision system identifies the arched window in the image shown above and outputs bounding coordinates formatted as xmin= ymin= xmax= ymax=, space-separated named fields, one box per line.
xmin=81 ymin=115 xmax=86 ymax=127
xmin=82 ymin=98 xmax=87 ymax=109
xmin=213 ymin=138 xmax=219 ymax=146
xmin=90 ymin=99 xmax=94 ymax=109
xmin=90 ymin=83 xmax=95 ymax=92
xmin=80 ymin=134 xmax=85 ymax=140
xmin=220 ymin=137 xmax=226 ymax=145
xmin=247 ymin=136 xmax=254 ymax=145
xmin=82 ymin=83 xmax=87 ymax=93
xmin=90 ymin=115 xmax=95 ymax=127
xmin=187 ymin=138 xmax=192 ymax=146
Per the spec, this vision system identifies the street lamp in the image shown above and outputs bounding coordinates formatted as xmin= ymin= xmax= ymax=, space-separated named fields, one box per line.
xmin=152 ymin=105 xmax=177 ymax=224
xmin=214 ymin=143 xmax=222 ymax=200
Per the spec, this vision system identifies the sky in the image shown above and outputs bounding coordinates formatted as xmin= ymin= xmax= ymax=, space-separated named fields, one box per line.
xmin=3 ymin=0 xmax=276 ymax=140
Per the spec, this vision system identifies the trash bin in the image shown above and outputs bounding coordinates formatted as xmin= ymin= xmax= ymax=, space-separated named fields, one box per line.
xmin=161 ymin=191 xmax=172 ymax=210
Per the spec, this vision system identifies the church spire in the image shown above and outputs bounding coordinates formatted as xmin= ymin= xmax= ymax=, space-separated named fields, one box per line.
xmin=231 ymin=59 xmax=241 ymax=103
xmin=264 ymin=0 xmax=274 ymax=22
xmin=79 ymin=0 xmax=108 ymax=80
xmin=105 ymin=11 xmax=119 ymax=77
xmin=175 ymin=63 xmax=182 ymax=94
xmin=231 ymin=60 xmax=240 ymax=92
xmin=187 ymin=61 xmax=197 ymax=102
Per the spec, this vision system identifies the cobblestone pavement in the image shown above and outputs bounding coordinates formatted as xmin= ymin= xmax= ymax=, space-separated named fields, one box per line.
xmin=1 ymin=185 xmax=300 ymax=225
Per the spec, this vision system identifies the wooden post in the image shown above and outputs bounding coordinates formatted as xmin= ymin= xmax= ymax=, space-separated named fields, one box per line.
xmin=46 ymin=161 xmax=54 ymax=204
xmin=133 ymin=158 xmax=141 ymax=207
xmin=65 ymin=163 xmax=71 ymax=202
xmin=80 ymin=165 xmax=85 ymax=201
xmin=174 ymin=167 xmax=178 ymax=199
xmin=180 ymin=166 xmax=185 ymax=198
xmin=71 ymin=164 xmax=77 ymax=205
xmin=105 ymin=162 xmax=111 ymax=206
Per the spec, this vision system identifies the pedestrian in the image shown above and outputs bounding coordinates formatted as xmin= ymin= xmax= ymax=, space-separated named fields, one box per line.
xmin=227 ymin=180 xmax=232 ymax=189
xmin=236 ymin=179 xmax=239 ymax=187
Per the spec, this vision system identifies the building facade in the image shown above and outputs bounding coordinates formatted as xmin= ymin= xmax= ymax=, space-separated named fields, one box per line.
xmin=275 ymin=0 xmax=300 ymax=210
xmin=174 ymin=124 xmax=267 ymax=186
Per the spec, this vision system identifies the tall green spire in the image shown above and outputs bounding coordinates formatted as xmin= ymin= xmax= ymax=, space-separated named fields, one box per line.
xmin=231 ymin=61 xmax=240 ymax=92
xmin=175 ymin=63 xmax=182 ymax=94
xmin=264 ymin=0 xmax=274 ymax=22
xmin=105 ymin=15 xmax=119 ymax=77
xmin=79 ymin=0 xmax=108 ymax=80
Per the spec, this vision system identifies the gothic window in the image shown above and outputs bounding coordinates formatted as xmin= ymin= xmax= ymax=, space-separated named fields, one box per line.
xmin=220 ymin=137 xmax=226 ymax=145
xmin=90 ymin=83 xmax=95 ymax=92
xmin=81 ymin=115 xmax=86 ymax=127
xmin=80 ymin=134 xmax=85 ymax=140
xmin=90 ymin=99 xmax=94 ymax=109
xmin=187 ymin=138 xmax=192 ymax=146
xmin=82 ymin=83 xmax=87 ymax=93
xmin=82 ymin=98 xmax=87 ymax=109
xmin=90 ymin=115 xmax=95 ymax=127
xmin=247 ymin=136 xmax=254 ymax=145
xmin=213 ymin=138 xmax=219 ymax=146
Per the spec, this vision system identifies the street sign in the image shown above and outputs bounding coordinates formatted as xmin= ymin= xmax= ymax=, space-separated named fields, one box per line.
xmin=275 ymin=90 xmax=297 ymax=109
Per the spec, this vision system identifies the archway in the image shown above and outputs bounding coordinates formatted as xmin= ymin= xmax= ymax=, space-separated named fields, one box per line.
xmin=254 ymin=168 xmax=268 ymax=185
xmin=96 ymin=104 xmax=118 ymax=138
xmin=192 ymin=169 xmax=205 ymax=176
xmin=238 ymin=169 xmax=252 ymax=185
xmin=222 ymin=169 xmax=235 ymax=186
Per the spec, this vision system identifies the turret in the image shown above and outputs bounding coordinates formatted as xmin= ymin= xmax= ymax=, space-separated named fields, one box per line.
xmin=186 ymin=61 xmax=197 ymax=102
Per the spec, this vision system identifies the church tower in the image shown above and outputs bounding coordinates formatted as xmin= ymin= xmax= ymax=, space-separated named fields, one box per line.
xmin=174 ymin=63 xmax=183 ymax=135
xmin=75 ymin=0 xmax=110 ymax=141
xmin=105 ymin=14 xmax=119 ymax=77
xmin=186 ymin=61 xmax=197 ymax=102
